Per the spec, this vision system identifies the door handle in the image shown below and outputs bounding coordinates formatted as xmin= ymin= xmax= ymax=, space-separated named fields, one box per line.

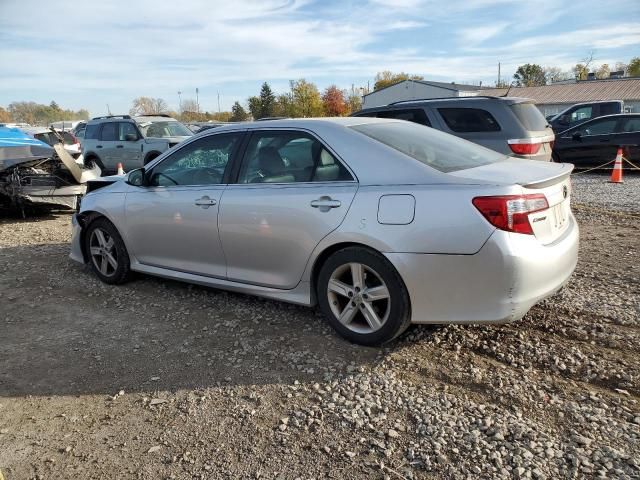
xmin=599 ymin=139 xmax=610 ymax=143
xmin=96 ymin=145 xmax=103 ymax=148
xmin=310 ymin=196 xmax=341 ymax=211
xmin=116 ymin=145 xmax=124 ymax=148
xmin=194 ymin=196 xmax=217 ymax=208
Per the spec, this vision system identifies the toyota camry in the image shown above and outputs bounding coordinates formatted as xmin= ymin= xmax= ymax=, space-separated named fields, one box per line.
xmin=70 ymin=118 xmax=579 ymax=345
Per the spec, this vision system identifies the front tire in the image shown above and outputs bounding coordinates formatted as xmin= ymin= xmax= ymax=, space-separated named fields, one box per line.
xmin=84 ymin=218 xmax=131 ymax=285
xmin=317 ymin=247 xmax=411 ymax=346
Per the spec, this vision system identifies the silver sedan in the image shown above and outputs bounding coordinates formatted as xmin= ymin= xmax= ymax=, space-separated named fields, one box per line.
xmin=70 ymin=118 xmax=579 ymax=345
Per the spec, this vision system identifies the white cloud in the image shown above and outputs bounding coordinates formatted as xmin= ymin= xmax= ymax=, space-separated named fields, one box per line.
xmin=458 ymin=23 xmax=509 ymax=44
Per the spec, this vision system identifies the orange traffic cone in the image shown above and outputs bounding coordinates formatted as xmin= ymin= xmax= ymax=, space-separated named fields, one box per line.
xmin=117 ymin=163 xmax=125 ymax=175
xmin=610 ymin=148 xmax=623 ymax=183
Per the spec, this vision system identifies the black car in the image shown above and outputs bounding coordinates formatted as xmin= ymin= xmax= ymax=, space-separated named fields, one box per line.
xmin=548 ymin=100 xmax=624 ymax=133
xmin=552 ymin=114 xmax=640 ymax=168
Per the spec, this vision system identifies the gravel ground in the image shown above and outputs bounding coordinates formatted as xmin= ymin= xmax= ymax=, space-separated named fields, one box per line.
xmin=0 ymin=177 xmax=638 ymax=479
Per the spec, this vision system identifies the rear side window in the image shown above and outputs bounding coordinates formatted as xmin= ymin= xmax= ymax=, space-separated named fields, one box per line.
xmin=377 ymin=109 xmax=431 ymax=126
xmin=100 ymin=123 xmax=118 ymax=141
xmin=85 ymin=124 xmax=100 ymax=140
xmin=576 ymin=118 xmax=618 ymax=136
xmin=438 ymin=108 xmax=501 ymax=133
xmin=350 ymin=121 xmax=504 ymax=173
xmin=510 ymin=103 xmax=549 ymax=131
xmin=600 ymin=103 xmax=620 ymax=115
xmin=622 ymin=117 xmax=640 ymax=133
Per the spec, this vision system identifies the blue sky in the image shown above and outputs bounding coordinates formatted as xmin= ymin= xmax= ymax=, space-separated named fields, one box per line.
xmin=1 ymin=0 xmax=639 ymax=116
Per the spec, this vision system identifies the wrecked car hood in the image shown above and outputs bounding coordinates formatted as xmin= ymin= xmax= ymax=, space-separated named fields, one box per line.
xmin=0 ymin=127 xmax=53 ymax=170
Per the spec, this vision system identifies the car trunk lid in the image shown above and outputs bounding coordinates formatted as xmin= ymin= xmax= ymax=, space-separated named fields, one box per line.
xmin=453 ymin=159 xmax=574 ymax=245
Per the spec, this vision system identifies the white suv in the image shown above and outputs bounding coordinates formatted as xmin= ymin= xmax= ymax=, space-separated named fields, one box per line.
xmin=82 ymin=114 xmax=192 ymax=174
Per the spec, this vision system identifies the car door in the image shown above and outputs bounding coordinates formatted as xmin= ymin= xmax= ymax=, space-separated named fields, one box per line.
xmin=219 ymin=129 xmax=357 ymax=289
xmin=116 ymin=122 xmax=142 ymax=170
xmin=616 ymin=116 xmax=640 ymax=163
xmin=556 ymin=117 xmax=620 ymax=167
xmin=124 ymin=132 xmax=244 ymax=277
xmin=97 ymin=122 xmax=119 ymax=170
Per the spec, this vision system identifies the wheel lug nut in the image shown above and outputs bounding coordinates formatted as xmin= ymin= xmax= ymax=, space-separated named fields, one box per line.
xmin=348 ymin=291 xmax=353 ymax=297
xmin=351 ymin=302 xmax=356 ymax=307
xmin=363 ymin=294 xmax=368 ymax=300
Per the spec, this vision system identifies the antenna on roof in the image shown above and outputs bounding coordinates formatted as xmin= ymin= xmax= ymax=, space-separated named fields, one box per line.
xmin=106 ymin=104 xmax=112 ymax=115
xmin=502 ymin=81 xmax=515 ymax=97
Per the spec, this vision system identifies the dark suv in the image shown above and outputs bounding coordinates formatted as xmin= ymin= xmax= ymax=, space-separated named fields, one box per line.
xmin=352 ymin=96 xmax=554 ymax=161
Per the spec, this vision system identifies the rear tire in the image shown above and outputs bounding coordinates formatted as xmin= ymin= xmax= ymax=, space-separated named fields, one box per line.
xmin=317 ymin=247 xmax=411 ymax=346
xmin=84 ymin=218 xmax=131 ymax=285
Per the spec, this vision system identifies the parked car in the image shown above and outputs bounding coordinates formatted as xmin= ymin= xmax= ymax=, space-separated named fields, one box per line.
xmin=352 ymin=96 xmax=554 ymax=161
xmin=186 ymin=122 xmax=228 ymax=133
xmin=73 ymin=121 xmax=87 ymax=141
xmin=548 ymin=101 xmax=624 ymax=133
xmin=22 ymin=127 xmax=82 ymax=159
xmin=552 ymin=114 xmax=640 ymax=167
xmin=82 ymin=114 xmax=192 ymax=175
xmin=71 ymin=118 xmax=578 ymax=346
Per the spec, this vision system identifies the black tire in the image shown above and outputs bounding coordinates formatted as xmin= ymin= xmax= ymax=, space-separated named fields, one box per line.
xmin=84 ymin=217 xmax=132 ymax=285
xmin=317 ymin=246 xmax=411 ymax=346
xmin=84 ymin=156 xmax=107 ymax=175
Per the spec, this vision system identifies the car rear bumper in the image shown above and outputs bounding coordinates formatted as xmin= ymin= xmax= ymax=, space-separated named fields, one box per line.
xmin=385 ymin=214 xmax=579 ymax=324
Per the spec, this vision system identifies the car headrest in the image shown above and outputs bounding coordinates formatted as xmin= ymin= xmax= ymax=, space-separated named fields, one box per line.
xmin=319 ymin=149 xmax=334 ymax=166
xmin=258 ymin=146 xmax=285 ymax=173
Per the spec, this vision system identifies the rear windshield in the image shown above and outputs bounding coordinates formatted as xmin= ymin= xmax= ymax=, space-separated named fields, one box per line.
xmin=138 ymin=121 xmax=192 ymax=138
xmin=510 ymin=103 xmax=549 ymax=131
xmin=350 ymin=121 xmax=504 ymax=173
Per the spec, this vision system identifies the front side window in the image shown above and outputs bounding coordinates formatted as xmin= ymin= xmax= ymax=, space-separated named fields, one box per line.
xmin=570 ymin=106 xmax=592 ymax=123
xmin=119 ymin=122 xmax=138 ymax=141
xmin=148 ymin=133 xmax=240 ymax=187
xmin=438 ymin=108 xmax=501 ymax=133
xmin=139 ymin=121 xmax=192 ymax=138
xmin=100 ymin=123 xmax=118 ymax=141
xmin=575 ymin=118 xmax=618 ymax=136
xmin=85 ymin=124 xmax=100 ymax=140
xmin=599 ymin=103 xmax=619 ymax=116
xmin=238 ymin=131 xmax=353 ymax=184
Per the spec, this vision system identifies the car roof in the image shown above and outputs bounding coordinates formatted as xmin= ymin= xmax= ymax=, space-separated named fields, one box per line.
xmin=355 ymin=96 xmax=533 ymax=114
xmin=196 ymin=116 xmax=394 ymax=134
xmin=133 ymin=115 xmax=179 ymax=122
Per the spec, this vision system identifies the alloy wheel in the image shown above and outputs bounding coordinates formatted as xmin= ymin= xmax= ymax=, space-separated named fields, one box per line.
xmin=89 ymin=227 xmax=118 ymax=277
xmin=327 ymin=262 xmax=391 ymax=334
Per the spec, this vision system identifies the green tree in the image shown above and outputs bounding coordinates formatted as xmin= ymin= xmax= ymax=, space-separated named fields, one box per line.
xmin=627 ymin=57 xmax=640 ymax=77
xmin=274 ymin=93 xmax=296 ymax=117
xmin=229 ymin=101 xmax=249 ymax=122
xmin=247 ymin=96 xmax=261 ymax=120
xmin=373 ymin=71 xmax=423 ymax=91
xmin=258 ymin=82 xmax=276 ymax=119
xmin=346 ymin=91 xmax=362 ymax=114
xmin=291 ymin=79 xmax=323 ymax=117
xmin=513 ymin=64 xmax=546 ymax=86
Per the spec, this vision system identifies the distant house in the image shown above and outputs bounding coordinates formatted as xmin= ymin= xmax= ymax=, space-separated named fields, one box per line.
xmin=481 ymin=77 xmax=640 ymax=117
xmin=362 ymin=79 xmax=488 ymax=108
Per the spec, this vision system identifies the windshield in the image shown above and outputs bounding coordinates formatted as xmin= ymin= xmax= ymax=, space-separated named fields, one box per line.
xmin=350 ymin=121 xmax=504 ymax=172
xmin=139 ymin=121 xmax=192 ymax=138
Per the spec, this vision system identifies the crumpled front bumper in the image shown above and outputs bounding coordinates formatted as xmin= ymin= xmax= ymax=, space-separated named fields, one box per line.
xmin=69 ymin=213 xmax=85 ymax=264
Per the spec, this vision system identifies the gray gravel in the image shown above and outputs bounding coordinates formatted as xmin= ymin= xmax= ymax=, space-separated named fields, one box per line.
xmin=571 ymin=173 xmax=640 ymax=214
xmin=0 ymin=177 xmax=639 ymax=479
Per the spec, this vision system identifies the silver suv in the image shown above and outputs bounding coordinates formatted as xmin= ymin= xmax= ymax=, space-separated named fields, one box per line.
xmin=353 ymin=96 xmax=554 ymax=161
xmin=82 ymin=114 xmax=192 ymax=174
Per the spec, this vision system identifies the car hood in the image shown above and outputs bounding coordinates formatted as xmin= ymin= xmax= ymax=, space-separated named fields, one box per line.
xmin=448 ymin=158 xmax=573 ymax=188
xmin=0 ymin=127 xmax=53 ymax=171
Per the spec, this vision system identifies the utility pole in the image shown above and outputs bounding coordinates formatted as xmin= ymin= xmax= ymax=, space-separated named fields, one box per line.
xmin=217 ymin=91 xmax=221 ymax=113
xmin=177 ymin=91 xmax=182 ymax=112
xmin=195 ymin=88 xmax=199 ymax=113
xmin=498 ymin=62 xmax=501 ymax=86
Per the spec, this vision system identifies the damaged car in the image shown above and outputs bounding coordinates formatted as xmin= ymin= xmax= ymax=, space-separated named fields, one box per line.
xmin=0 ymin=127 xmax=100 ymax=215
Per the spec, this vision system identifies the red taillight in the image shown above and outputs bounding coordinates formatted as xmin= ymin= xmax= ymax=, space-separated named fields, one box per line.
xmin=472 ymin=194 xmax=548 ymax=235
xmin=508 ymin=142 xmax=541 ymax=155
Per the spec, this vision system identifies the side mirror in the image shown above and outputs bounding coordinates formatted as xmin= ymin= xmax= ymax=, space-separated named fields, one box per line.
xmin=126 ymin=168 xmax=146 ymax=186
xmin=125 ymin=133 xmax=138 ymax=141
xmin=572 ymin=132 xmax=582 ymax=141
xmin=559 ymin=115 xmax=569 ymax=125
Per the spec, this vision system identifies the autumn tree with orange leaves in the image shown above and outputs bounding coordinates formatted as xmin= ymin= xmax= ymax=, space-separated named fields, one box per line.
xmin=322 ymin=85 xmax=349 ymax=117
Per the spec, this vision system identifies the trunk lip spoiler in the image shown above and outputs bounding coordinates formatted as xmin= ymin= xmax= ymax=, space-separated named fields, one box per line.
xmin=520 ymin=164 xmax=573 ymax=189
